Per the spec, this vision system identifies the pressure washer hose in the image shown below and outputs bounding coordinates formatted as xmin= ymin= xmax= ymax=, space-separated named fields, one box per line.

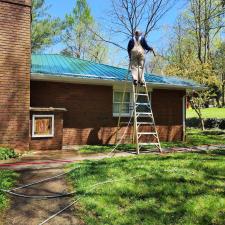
xmin=107 ymin=108 xmax=134 ymax=157
xmin=38 ymin=174 xmax=145 ymax=225
xmin=12 ymin=170 xmax=73 ymax=191
xmin=0 ymin=168 xmax=79 ymax=199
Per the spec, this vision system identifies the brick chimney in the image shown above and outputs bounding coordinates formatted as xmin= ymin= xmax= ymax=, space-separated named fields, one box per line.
xmin=0 ymin=0 xmax=31 ymax=150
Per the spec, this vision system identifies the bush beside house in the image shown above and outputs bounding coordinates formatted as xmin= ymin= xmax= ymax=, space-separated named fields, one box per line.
xmin=186 ymin=118 xmax=225 ymax=129
xmin=0 ymin=147 xmax=18 ymax=160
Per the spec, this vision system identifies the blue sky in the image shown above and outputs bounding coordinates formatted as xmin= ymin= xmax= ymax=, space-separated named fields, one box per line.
xmin=46 ymin=0 xmax=186 ymax=65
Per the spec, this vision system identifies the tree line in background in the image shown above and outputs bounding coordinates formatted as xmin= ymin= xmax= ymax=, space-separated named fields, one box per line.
xmin=162 ymin=0 xmax=225 ymax=129
xmin=32 ymin=0 xmax=108 ymax=63
xmin=31 ymin=0 xmax=178 ymax=62
xmin=32 ymin=0 xmax=224 ymax=130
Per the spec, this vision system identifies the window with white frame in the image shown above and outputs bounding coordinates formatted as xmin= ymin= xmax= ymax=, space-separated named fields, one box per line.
xmin=113 ymin=90 xmax=152 ymax=117
xmin=32 ymin=115 xmax=54 ymax=138
xmin=113 ymin=91 xmax=131 ymax=116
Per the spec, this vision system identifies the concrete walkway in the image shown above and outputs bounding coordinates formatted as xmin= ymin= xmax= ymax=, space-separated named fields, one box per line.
xmin=1 ymin=144 xmax=224 ymax=171
xmin=0 ymin=150 xmax=131 ymax=171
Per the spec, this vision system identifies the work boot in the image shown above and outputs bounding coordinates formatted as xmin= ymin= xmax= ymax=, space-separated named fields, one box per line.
xmin=139 ymin=81 xmax=145 ymax=86
xmin=133 ymin=80 xmax=138 ymax=86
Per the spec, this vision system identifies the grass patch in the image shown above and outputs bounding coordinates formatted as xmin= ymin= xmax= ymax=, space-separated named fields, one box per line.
xmin=78 ymin=144 xmax=136 ymax=154
xmin=78 ymin=129 xmax=225 ymax=154
xmin=162 ymin=128 xmax=225 ymax=148
xmin=187 ymin=108 xmax=225 ymax=119
xmin=0 ymin=170 xmax=18 ymax=214
xmin=68 ymin=151 xmax=225 ymax=225
xmin=79 ymin=145 xmax=112 ymax=153
xmin=0 ymin=147 xmax=18 ymax=160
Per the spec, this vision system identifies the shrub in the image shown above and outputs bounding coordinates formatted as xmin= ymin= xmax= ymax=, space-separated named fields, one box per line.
xmin=204 ymin=118 xmax=220 ymax=129
xmin=186 ymin=118 xmax=225 ymax=129
xmin=219 ymin=120 xmax=225 ymax=130
xmin=186 ymin=118 xmax=201 ymax=128
xmin=0 ymin=147 xmax=18 ymax=160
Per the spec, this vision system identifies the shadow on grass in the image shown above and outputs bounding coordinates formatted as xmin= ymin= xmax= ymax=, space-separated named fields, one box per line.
xmin=193 ymin=149 xmax=225 ymax=156
xmin=202 ymin=130 xmax=225 ymax=135
xmin=69 ymin=153 xmax=225 ymax=225
xmin=78 ymin=129 xmax=225 ymax=154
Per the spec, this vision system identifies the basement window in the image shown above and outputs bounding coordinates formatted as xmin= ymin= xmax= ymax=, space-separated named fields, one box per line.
xmin=32 ymin=115 xmax=54 ymax=138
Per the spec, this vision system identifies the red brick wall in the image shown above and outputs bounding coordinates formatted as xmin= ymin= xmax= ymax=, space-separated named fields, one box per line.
xmin=0 ymin=0 xmax=31 ymax=150
xmin=29 ymin=111 xmax=64 ymax=150
xmin=152 ymin=89 xmax=185 ymax=141
xmin=31 ymin=81 xmax=185 ymax=146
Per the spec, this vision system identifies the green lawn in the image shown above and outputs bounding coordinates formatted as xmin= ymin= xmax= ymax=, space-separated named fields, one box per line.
xmin=68 ymin=151 xmax=225 ymax=225
xmin=187 ymin=108 xmax=225 ymax=119
xmin=78 ymin=129 xmax=225 ymax=154
xmin=162 ymin=128 xmax=225 ymax=148
xmin=0 ymin=170 xmax=18 ymax=220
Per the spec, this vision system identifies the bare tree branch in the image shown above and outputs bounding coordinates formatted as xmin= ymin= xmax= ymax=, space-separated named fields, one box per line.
xmin=109 ymin=0 xmax=176 ymax=38
xmin=87 ymin=26 xmax=127 ymax=51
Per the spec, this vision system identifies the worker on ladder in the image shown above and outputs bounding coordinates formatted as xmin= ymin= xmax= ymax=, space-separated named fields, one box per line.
xmin=127 ymin=30 xmax=155 ymax=86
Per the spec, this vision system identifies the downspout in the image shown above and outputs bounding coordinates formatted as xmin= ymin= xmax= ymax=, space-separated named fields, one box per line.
xmin=182 ymin=94 xmax=187 ymax=142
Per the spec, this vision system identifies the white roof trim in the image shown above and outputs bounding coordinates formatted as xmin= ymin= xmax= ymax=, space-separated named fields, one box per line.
xmin=31 ymin=73 xmax=205 ymax=91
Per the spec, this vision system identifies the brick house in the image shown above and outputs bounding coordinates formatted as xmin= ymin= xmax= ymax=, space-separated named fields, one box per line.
xmin=0 ymin=0 xmax=202 ymax=151
xmin=29 ymin=54 xmax=202 ymax=150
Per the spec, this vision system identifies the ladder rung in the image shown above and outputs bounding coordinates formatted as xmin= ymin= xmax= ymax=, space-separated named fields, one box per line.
xmin=138 ymin=132 xmax=156 ymax=135
xmin=137 ymin=112 xmax=152 ymax=115
xmin=139 ymin=143 xmax=160 ymax=146
xmin=137 ymin=122 xmax=154 ymax=125
xmin=134 ymin=93 xmax=148 ymax=96
xmin=135 ymin=103 xmax=150 ymax=105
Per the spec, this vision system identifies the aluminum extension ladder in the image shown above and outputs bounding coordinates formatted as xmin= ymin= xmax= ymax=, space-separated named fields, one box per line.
xmin=132 ymin=83 xmax=162 ymax=154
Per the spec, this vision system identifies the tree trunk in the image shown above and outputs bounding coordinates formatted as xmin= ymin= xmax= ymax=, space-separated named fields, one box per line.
xmin=196 ymin=109 xmax=205 ymax=130
xmin=199 ymin=116 xmax=205 ymax=130
xmin=216 ymin=97 xmax=221 ymax=108
xmin=222 ymin=82 xmax=225 ymax=107
xmin=190 ymin=99 xmax=205 ymax=130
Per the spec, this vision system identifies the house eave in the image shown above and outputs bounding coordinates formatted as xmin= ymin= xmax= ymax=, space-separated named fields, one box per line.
xmin=31 ymin=73 xmax=204 ymax=91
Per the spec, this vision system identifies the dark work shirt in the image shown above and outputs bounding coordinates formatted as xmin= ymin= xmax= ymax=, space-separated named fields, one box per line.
xmin=127 ymin=36 xmax=153 ymax=58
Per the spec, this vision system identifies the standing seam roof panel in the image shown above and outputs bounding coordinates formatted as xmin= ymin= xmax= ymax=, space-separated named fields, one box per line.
xmin=31 ymin=54 xmax=202 ymax=88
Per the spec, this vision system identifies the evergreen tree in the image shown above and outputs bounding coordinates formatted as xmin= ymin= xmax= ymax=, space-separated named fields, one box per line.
xmin=32 ymin=0 xmax=62 ymax=53
xmin=61 ymin=0 xmax=108 ymax=63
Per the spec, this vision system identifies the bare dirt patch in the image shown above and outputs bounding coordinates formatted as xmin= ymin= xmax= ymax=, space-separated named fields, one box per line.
xmin=3 ymin=167 xmax=82 ymax=225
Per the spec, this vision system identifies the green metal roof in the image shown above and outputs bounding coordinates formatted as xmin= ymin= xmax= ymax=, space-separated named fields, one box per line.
xmin=31 ymin=54 xmax=202 ymax=89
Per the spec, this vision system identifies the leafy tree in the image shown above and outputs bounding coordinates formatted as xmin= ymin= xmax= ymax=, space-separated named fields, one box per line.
xmin=61 ymin=0 xmax=108 ymax=63
xmin=87 ymin=32 xmax=108 ymax=63
xmin=186 ymin=0 xmax=225 ymax=63
xmin=166 ymin=57 xmax=219 ymax=130
xmin=163 ymin=0 xmax=225 ymax=129
xmin=32 ymin=0 xmax=62 ymax=53
xmin=213 ymin=42 xmax=225 ymax=106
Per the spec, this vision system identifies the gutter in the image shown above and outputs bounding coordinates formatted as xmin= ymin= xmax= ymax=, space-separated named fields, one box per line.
xmin=31 ymin=73 xmax=205 ymax=91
